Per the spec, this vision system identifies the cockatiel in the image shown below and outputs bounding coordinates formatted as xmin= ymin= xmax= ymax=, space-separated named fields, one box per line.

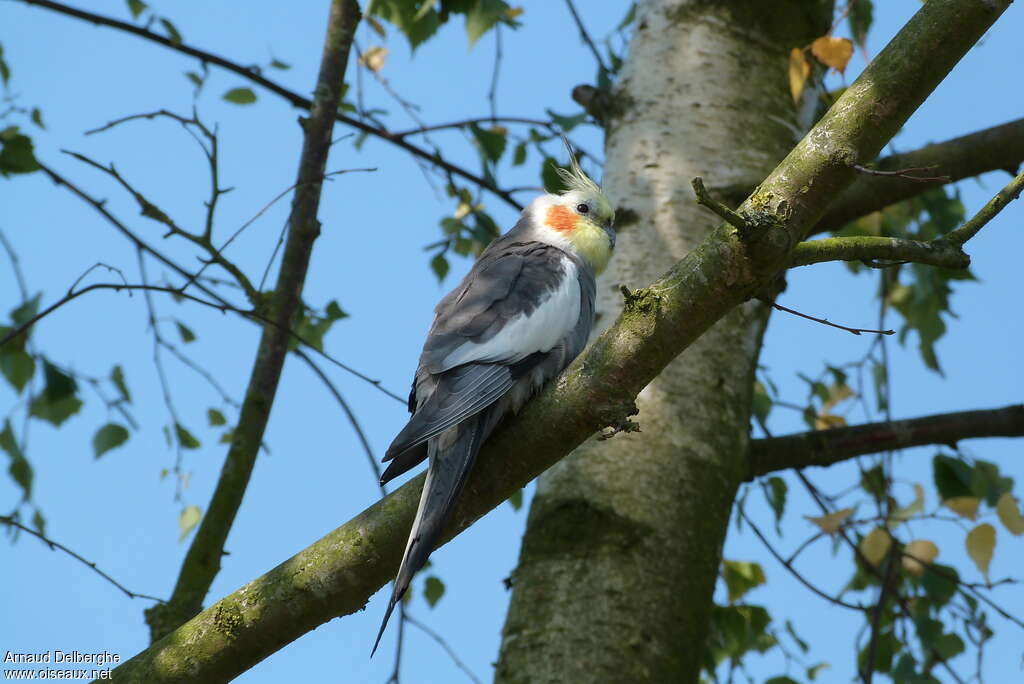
xmin=372 ymin=150 xmax=615 ymax=654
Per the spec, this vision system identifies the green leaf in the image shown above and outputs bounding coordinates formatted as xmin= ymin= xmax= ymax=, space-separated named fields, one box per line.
xmin=507 ymin=489 xmax=523 ymax=510
xmin=93 ymin=423 xmax=129 ymax=459
xmin=932 ymin=453 xmax=973 ymax=500
xmin=860 ymin=463 xmax=887 ymax=501
xmin=223 ymin=87 xmax=257 ymax=105
xmin=847 ymin=0 xmax=873 ymax=50
xmin=617 ymin=3 xmax=637 ymax=31
xmin=722 ymin=560 xmax=766 ymax=603
xmin=765 ymin=678 xmax=800 ymax=684
xmin=761 ymin=476 xmax=787 ymax=533
xmin=857 ymin=629 xmax=898 ymax=674
xmin=324 ymin=299 xmax=348 ymax=321
xmin=424 ymin=575 xmax=445 ymax=608
xmin=0 ymin=44 xmax=10 ymax=85
xmin=126 ymin=0 xmax=148 ymax=19
xmin=970 ymin=459 xmax=1013 ymax=506
xmin=175 ymin=321 xmax=196 ymax=343
xmin=430 ymin=253 xmax=450 ymax=282
xmin=546 ymin=109 xmax=588 ymax=132
xmin=540 ymin=157 xmax=564 ymax=193
xmin=512 ymin=142 xmax=527 ymax=166
xmin=806 ymin=663 xmax=830 ymax=681
xmin=174 ymin=423 xmax=201 ymax=449
xmin=111 ymin=365 xmax=131 ymax=403
xmin=270 ymin=58 xmax=291 ymax=70
xmin=29 ymin=362 xmax=82 ymax=426
xmin=0 ymin=419 xmax=32 ymax=501
xmin=185 ymin=71 xmax=204 ymax=89
xmin=0 ymin=130 xmax=41 ymax=176
xmin=919 ymin=563 xmax=959 ymax=607
xmin=751 ymin=381 xmax=772 ymax=425
xmin=704 ymin=604 xmax=775 ymax=668
xmin=178 ymin=505 xmax=202 ymax=541
xmin=29 ymin=395 xmax=83 ymax=427
xmin=470 ymin=123 xmax=507 ymax=164
xmin=159 ymin=17 xmax=182 ymax=44
xmin=207 ymin=408 xmax=227 ymax=426
xmin=369 ymin=0 xmax=442 ymax=50
xmin=0 ymin=349 xmax=34 ymax=393
xmin=466 ymin=0 xmax=509 ymax=46
xmin=30 ymin=108 xmax=45 ymax=130
xmin=41 ymin=361 xmax=76 ymax=401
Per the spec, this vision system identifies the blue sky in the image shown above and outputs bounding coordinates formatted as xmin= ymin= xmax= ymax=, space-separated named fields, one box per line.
xmin=1 ymin=1 xmax=1022 ymax=682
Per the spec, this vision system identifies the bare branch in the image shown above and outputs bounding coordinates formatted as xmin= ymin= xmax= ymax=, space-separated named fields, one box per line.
xmin=564 ymin=0 xmax=608 ymax=74
xmin=747 ymin=404 xmax=1024 ymax=479
xmin=770 ymin=301 xmax=895 ymax=336
xmin=18 ymin=0 xmax=523 ymax=210
xmin=817 ymin=117 xmax=1024 ymax=234
xmin=144 ymin=0 xmax=364 ymax=642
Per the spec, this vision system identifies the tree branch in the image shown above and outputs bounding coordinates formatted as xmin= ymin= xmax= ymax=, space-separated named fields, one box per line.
xmin=747 ymin=404 xmax=1024 ymax=479
xmin=817 ymin=117 xmax=1024 ymax=233
xmin=108 ymin=1 xmax=1015 ymax=679
xmin=945 ymin=166 xmax=1024 ymax=246
xmin=18 ymin=0 xmax=523 ymax=210
xmin=142 ymin=0 xmax=362 ymax=642
xmin=789 ymin=235 xmax=970 ymax=269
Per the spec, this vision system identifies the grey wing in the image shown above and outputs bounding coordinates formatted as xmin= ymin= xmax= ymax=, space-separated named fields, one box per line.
xmin=383 ymin=240 xmax=579 ymax=468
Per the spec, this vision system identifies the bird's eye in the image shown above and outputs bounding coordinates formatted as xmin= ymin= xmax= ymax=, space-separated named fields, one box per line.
xmin=576 ymin=203 xmax=590 ymax=214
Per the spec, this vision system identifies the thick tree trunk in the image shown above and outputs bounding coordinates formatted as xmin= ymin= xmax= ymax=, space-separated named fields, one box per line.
xmin=496 ymin=2 xmax=831 ymax=681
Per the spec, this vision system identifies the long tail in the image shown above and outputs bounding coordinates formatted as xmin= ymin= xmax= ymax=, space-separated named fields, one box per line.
xmin=371 ymin=415 xmax=486 ymax=656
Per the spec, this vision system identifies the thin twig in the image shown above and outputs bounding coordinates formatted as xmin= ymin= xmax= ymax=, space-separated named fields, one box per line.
xmin=771 ymin=301 xmax=895 ymax=336
xmin=294 ymin=349 xmax=383 ymax=487
xmin=21 ymin=0 xmax=524 ymax=209
xmin=1 ymin=514 xmax=165 ymax=602
xmin=691 ymin=177 xmax=750 ymax=232
xmin=945 ymin=166 xmax=1024 ymax=246
xmin=852 ymin=163 xmax=950 ymax=183
xmin=404 ymin=613 xmax=483 ymax=684
xmin=0 ymin=280 xmax=406 ymax=404
xmin=739 ymin=509 xmax=866 ymax=611
xmin=564 ymin=0 xmax=608 ymax=74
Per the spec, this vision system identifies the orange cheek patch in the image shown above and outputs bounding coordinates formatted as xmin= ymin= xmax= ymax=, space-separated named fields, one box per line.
xmin=545 ymin=205 xmax=577 ymax=233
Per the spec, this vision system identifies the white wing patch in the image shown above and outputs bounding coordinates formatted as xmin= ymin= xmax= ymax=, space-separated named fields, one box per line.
xmin=440 ymin=257 xmax=581 ymax=369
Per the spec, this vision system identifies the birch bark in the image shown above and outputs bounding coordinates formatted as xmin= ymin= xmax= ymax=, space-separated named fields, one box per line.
xmin=496 ymin=2 xmax=831 ymax=680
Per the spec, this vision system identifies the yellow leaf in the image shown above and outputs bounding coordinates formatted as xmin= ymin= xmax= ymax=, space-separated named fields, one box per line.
xmin=805 ymin=507 xmax=855 ymax=535
xmin=996 ymin=492 xmax=1024 ymax=536
xmin=902 ymin=539 xmax=939 ymax=577
xmin=178 ymin=505 xmax=202 ymax=542
xmin=489 ymin=125 xmax=508 ymax=136
xmin=944 ymin=496 xmax=980 ymax=521
xmin=788 ymin=48 xmax=811 ymax=104
xmin=889 ymin=483 xmax=925 ymax=525
xmin=506 ymin=6 xmax=524 ymax=19
xmin=815 ymin=411 xmax=847 ymax=430
xmin=822 ymin=382 xmax=854 ymax=412
xmin=359 ymin=46 xmax=389 ymax=73
xmin=860 ymin=527 xmax=891 ymax=566
xmin=811 ymin=36 xmax=854 ymax=74
xmin=965 ymin=523 xmax=996 ymax=580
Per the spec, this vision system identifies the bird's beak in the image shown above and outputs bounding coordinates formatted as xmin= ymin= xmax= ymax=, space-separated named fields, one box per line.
xmin=604 ymin=222 xmax=616 ymax=249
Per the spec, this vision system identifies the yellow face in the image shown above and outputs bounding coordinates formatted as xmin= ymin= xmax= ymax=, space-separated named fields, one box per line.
xmin=542 ymin=191 xmax=615 ymax=274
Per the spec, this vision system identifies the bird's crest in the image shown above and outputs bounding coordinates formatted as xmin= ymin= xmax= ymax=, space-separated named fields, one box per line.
xmin=555 ymin=136 xmax=602 ymax=197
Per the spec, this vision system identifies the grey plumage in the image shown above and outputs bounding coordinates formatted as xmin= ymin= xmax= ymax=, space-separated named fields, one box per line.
xmin=371 ymin=217 xmax=598 ymax=655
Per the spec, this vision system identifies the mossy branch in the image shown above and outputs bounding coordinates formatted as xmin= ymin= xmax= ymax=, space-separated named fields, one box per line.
xmin=789 ymin=236 xmax=970 ymax=269
xmin=111 ymin=0 xmax=1013 ymax=680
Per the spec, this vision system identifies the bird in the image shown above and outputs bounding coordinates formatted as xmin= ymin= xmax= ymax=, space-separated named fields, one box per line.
xmin=371 ymin=146 xmax=615 ymax=655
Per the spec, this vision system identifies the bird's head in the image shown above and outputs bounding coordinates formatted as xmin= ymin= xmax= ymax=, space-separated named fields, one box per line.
xmin=527 ymin=156 xmax=615 ymax=274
